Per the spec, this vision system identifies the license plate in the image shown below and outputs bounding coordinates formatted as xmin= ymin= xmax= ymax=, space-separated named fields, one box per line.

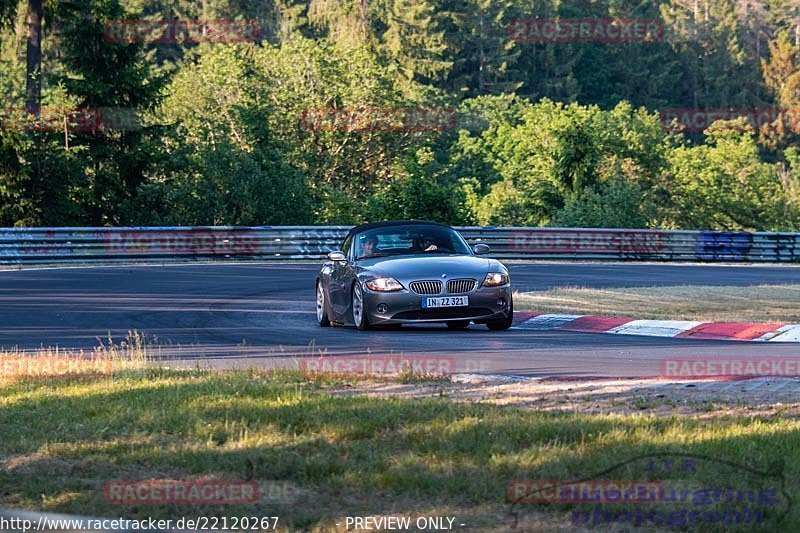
xmin=422 ymin=296 xmax=469 ymax=309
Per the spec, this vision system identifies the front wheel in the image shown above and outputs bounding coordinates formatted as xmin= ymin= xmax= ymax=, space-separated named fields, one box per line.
xmin=352 ymin=282 xmax=371 ymax=330
xmin=316 ymin=281 xmax=331 ymax=327
xmin=487 ymin=297 xmax=513 ymax=331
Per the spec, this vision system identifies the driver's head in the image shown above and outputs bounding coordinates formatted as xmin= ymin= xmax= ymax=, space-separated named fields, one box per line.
xmin=362 ymin=235 xmax=378 ymax=254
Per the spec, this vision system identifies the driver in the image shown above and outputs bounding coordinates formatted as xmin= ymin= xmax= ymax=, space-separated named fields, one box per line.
xmin=360 ymin=235 xmax=379 ymax=257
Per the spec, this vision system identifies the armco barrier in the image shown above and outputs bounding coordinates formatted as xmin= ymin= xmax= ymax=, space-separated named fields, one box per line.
xmin=0 ymin=226 xmax=799 ymax=264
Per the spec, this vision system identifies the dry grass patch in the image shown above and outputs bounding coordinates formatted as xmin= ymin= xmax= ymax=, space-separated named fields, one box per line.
xmin=0 ymin=369 xmax=798 ymax=530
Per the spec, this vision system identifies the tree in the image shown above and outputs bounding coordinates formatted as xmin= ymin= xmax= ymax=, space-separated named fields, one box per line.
xmin=0 ymin=0 xmax=43 ymax=114
xmin=24 ymin=0 xmax=41 ymax=113
xmin=367 ymin=147 xmax=472 ymax=225
xmin=381 ymin=0 xmax=452 ymax=85
xmin=450 ymin=97 xmax=674 ymax=226
xmin=0 ymin=0 xmax=162 ymax=226
xmin=661 ymin=0 xmax=764 ymax=109
xmin=444 ymin=0 xmax=523 ymax=97
xmin=553 ymin=177 xmax=651 ymax=228
xmin=134 ymin=44 xmax=311 ymax=225
xmin=665 ymin=118 xmax=790 ymax=230
xmin=761 ymin=31 xmax=800 ymax=148
xmin=255 ymin=37 xmax=441 ymax=222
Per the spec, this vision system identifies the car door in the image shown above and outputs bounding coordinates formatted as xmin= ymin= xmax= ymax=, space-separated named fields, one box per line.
xmin=329 ymin=235 xmax=353 ymax=320
xmin=335 ymin=256 xmax=358 ymax=322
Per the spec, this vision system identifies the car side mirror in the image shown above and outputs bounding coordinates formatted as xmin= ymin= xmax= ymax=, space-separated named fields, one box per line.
xmin=327 ymin=251 xmax=347 ymax=262
xmin=473 ymin=243 xmax=491 ymax=255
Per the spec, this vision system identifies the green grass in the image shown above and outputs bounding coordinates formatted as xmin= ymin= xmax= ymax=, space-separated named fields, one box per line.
xmin=515 ymin=284 xmax=800 ymax=322
xmin=0 ymin=369 xmax=797 ymax=531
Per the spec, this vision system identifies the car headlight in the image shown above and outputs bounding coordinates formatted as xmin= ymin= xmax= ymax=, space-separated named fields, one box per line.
xmin=483 ymin=272 xmax=509 ymax=287
xmin=364 ymin=277 xmax=404 ymax=292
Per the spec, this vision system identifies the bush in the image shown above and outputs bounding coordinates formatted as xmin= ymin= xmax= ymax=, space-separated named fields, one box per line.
xmin=553 ymin=178 xmax=649 ymax=228
xmin=366 ymin=148 xmax=472 ymax=225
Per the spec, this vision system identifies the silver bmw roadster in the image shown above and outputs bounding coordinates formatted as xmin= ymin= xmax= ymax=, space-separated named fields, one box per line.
xmin=315 ymin=221 xmax=513 ymax=330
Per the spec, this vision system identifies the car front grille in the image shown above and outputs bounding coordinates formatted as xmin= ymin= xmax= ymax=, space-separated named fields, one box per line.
xmin=447 ymin=278 xmax=477 ymax=294
xmin=409 ymin=280 xmax=442 ymax=295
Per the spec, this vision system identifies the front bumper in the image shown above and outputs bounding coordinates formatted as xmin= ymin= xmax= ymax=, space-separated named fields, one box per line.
xmin=362 ymin=284 xmax=512 ymax=325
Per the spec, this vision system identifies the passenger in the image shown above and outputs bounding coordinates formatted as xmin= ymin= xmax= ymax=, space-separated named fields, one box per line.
xmin=412 ymin=236 xmax=438 ymax=252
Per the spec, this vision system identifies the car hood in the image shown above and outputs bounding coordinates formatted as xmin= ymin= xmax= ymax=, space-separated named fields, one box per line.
xmin=357 ymin=254 xmax=502 ymax=282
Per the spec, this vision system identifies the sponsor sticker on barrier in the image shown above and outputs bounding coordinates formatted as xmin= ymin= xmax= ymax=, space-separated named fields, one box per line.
xmin=696 ymin=231 xmax=753 ymax=261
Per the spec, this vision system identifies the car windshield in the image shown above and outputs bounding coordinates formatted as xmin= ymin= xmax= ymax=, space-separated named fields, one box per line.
xmin=354 ymin=225 xmax=472 ymax=259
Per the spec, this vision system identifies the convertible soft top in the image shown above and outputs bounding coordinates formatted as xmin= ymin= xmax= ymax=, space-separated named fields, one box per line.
xmin=345 ymin=220 xmax=451 ymax=239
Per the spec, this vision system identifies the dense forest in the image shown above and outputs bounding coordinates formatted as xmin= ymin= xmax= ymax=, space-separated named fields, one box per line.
xmin=1 ymin=0 xmax=800 ymax=230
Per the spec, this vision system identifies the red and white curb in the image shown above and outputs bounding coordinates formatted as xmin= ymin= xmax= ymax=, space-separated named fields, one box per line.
xmin=513 ymin=313 xmax=800 ymax=342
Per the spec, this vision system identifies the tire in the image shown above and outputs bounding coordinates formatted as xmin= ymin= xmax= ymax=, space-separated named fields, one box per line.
xmin=446 ymin=320 xmax=471 ymax=330
xmin=316 ymin=281 xmax=331 ymax=327
xmin=487 ymin=296 xmax=513 ymax=331
xmin=352 ymin=282 xmax=371 ymax=330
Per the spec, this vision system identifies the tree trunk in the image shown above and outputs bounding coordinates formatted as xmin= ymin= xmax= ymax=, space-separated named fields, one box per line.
xmin=796 ymin=18 xmax=799 ymax=48
xmin=25 ymin=0 xmax=43 ymax=116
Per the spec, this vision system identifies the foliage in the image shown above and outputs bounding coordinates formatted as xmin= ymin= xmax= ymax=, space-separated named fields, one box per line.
xmin=1 ymin=0 xmax=800 ymax=229
xmin=127 ymin=44 xmax=310 ymax=225
xmin=252 ymin=37 xmax=439 ymax=223
xmin=665 ymin=119 xmax=792 ymax=230
xmin=366 ymin=147 xmax=473 ymax=225
xmin=553 ymin=178 xmax=650 ymax=229
xmin=454 ymin=98 xmax=673 ymax=226
xmin=0 ymin=0 xmax=159 ymax=226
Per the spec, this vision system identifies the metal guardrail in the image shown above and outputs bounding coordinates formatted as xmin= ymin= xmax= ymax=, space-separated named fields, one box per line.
xmin=0 ymin=226 xmax=798 ymax=264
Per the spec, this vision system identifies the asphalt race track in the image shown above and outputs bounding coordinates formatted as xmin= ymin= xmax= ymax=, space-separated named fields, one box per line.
xmin=1 ymin=262 xmax=799 ymax=378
